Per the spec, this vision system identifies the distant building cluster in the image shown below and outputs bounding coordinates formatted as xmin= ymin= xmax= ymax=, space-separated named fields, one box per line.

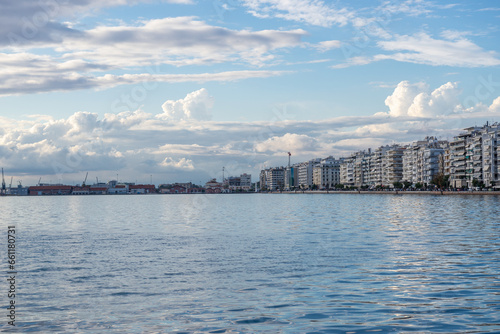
xmin=260 ymin=123 xmax=500 ymax=191
xmin=1 ymin=174 xmax=252 ymax=196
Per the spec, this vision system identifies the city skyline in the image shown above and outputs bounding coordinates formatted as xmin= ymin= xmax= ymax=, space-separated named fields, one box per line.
xmin=1 ymin=0 xmax=500 ymax=185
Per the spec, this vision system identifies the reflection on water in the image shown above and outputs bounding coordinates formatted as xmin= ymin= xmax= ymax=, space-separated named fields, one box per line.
xmin=1 ymin=194 xmax=499 ymax=333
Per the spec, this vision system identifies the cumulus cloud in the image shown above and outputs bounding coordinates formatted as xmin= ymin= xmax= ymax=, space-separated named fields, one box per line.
xmin=384 ymin=81 xmax=465 ymax=118
xmin=490 ymin=97 xmax=500 ymax=113
xmin=2 ymin=83 xmax=500 ymax=185
xmin=385 ymin=81 xmax=428 ymax=117
xmin=159 ymin=88 xmax=214 ymax=121
xmin=407 ymin=82 xmax=462 ymax=117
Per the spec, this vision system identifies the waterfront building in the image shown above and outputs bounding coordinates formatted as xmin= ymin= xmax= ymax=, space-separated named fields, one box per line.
xmin=239 ymin=173 xmax=252 ymax=190
xmin=7 ymin=184 xmax=29 ymax=196
xmin=482 ymin=126 xmax=500 ymax=187
xmin=205 ymin=178 xmax=223 ymax=191
xmin=402 ymin=137 xmax=448 ymax=185
xmin=448 ymin=123 xmax=500 ymax=188
xmin=382 ymin=146 xmax=405 ymax=187
xmin=284 ymin=165 xmax=298 ymax=190
xmin=313 ymin=157 xmax=341 ymax=189
xmin=107 ymin=184 xmax=128 ymax=194
xmin=225 ymin=174 xmax=252 ymax=191
xmin=29 ymin=185 xmax=73 ymax=196
xmin=259 ymin=169 xmax=268 ymax=191
xmin=450 ymin=130 xmax=469 ymax=188
xmin=297 ymin=159 xmax=321 ymax=189
xmin=72 ymin=186 xmax=90 ymax=195
xmin=366 ymin=147 xmax=384 ymax=187
xmin=89 ymin=186 xmax=108 ymax=195
xmin=268 ymin=167 xmax=285 ymax=191
xmin=129 ymin=184 xmax=156 ymax=194
xmin=340 ymin=156 xmax=355 ymax=187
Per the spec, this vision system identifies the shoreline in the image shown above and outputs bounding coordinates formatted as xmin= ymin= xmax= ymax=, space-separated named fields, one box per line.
xmin=265 ymin=190 xmax=500 ymax=196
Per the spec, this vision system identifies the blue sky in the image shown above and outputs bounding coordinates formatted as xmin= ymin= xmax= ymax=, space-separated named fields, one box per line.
xmin=1 ymin=0 xmax=500 ymax=186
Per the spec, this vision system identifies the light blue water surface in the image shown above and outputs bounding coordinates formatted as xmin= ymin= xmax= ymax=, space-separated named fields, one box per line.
xmin=1 ymin=194 xmax=499 ymax=333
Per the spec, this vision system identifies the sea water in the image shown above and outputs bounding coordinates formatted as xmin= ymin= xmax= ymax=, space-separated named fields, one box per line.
xmin=1 ymin=194 xmax=499 ymax=333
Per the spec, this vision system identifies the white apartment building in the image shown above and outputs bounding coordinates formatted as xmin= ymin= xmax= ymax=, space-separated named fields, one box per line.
xmin=340 ymin=146 xmax=403 ymax=188
xmin=482 ymin=127 xmax=499 ymax=187
xmin=382 ymin=146 xmax=405 ymax=187
xmin=449 ymin=123 xmax=500 ymax=188
xmin=297 ymin=159 xmax=321 ymax=189
xmin=312 ymin=157 xmax=341 ymax=189
xmin=239 ymin=173 xmax=252 ymax=190
xmin=340 ymin=156 xmax=355 ymax=187
xmin=267 ymin=167 xmax=285 ymax=191
xmin=402 ymin=137 xmax=447 ymax=185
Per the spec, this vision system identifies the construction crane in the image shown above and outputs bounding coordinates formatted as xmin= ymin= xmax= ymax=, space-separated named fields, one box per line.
xmin=1 ymin=168 xmax=6 ymax=195
xmin=82 ymin=172 xmax=88 ymax=187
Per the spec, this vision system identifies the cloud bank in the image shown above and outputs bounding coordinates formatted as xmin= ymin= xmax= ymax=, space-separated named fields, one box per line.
xmin=2 ymin=83 xmax=500 ymax=185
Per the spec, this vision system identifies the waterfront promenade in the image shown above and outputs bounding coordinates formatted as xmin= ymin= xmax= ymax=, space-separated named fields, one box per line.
xmin=270 ymin=190 xmax=500 ymax=195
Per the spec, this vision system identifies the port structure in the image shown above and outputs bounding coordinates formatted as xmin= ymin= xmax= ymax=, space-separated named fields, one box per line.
xmin=1 ymin=168 xmax=6 ymax=196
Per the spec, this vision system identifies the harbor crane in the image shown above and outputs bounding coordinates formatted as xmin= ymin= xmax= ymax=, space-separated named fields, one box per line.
xmin=1 ymin=168 xmax=6 ymax=195
xmin=82 ymin=172 xmax=88 ymax=187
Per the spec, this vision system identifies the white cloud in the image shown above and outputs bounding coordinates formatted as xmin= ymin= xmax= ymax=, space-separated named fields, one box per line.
xmin=241 ymin=0 xmax=354 ymax=27
xmin=160 ymin=157 xmax=195 ymax=170
xmin=377 ymin=33 xmax=500 ymax=67
xmin=489 ymin=97 xmax=500 ymax=113
xmin=313 ymin=40 xmax=342 ymax=52
xmin=159 ymin=88 xmax=214 ymax=121
xmin=2 ymin=83 xmax=500 ymax=184
xmin=408 ymin=82 xmax=462 ymax=117
xmin=58 ymin=17 xmax=307 ymax=67
xmin=254 ymin=133 xmax=318 ymax=153
xmin=0 ymin=54 xmax=291 ymax=95
xmin=336 ymin=33 xmax=500 ymax=68
xmin=376 ymin=0 xmax=433 ymax=16
xmin=384 ymin=81 xmax=466 ymax=118
xmin=0 ymin=15 xmax=305 ymax=95
xmin=385 ymin=81 xmax=428 ymax=117
xmin=0 ymin=0 xmax=194 ymax=47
